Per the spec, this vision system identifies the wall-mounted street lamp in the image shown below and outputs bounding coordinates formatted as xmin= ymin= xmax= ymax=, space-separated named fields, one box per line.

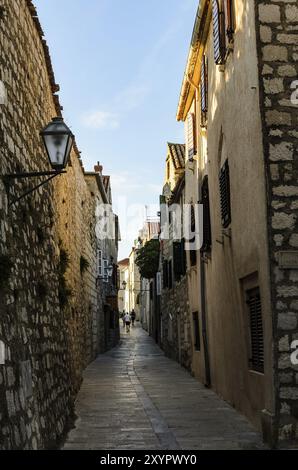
xmin=106 ymin=264 xmax=114 ymax=278
xmin=3 ymin=117 xmax=74 ymax=206
xmin=96 ymin=262 xmax=114 ymax=288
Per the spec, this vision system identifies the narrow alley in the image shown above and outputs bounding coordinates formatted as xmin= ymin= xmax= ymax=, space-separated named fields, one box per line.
xmin=63 ymin=326 xmax=263 ymax=451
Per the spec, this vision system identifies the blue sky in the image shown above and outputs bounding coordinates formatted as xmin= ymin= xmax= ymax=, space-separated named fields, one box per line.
xmin=34 ymin=0 xmax=198 ymax=259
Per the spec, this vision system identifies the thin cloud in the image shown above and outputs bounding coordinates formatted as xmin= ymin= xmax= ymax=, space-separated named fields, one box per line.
xmin=115 ymin=84 xmax=150 ymax=112
xmin=82 ymin=110 xmax=119 ymax=130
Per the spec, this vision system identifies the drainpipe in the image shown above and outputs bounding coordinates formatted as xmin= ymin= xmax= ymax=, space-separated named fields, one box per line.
xmin=200 ymin=257 xmax=211 ymax=387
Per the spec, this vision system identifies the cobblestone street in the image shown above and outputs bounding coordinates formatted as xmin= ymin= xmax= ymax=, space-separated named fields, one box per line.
xmin=63 ymin=325 xmax=264 ymax=450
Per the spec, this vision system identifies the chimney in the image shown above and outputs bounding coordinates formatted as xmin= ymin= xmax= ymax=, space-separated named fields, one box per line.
xmin=94 ymin=161 xmax=103 ymax=174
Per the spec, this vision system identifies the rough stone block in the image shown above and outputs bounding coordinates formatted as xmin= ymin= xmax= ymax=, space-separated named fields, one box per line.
xmin=264 ymin=77 xmax=284 ymax=94
xmin=280 ymin=387 xmax=298 ymax=400
xmin=285 ymin=5 xmax=298 ymax=23
xmin=273 ymin=186 xmax=298 ymax=197
xmin=278 ymin=313 xmax=297 ymax=330
xmin=259 ymin=4 xmax=281 ymax=23
xmin=289 ymin=234 xmax=298 ymax=248
xmin=266 ymin=110 xmax=291 ymax=126
xmin=278 ymin=65 xmax=297 ymax=77
xmin=262 ymin=45 xmax=288 ymax=62
xmin=272 ymin=212 xmax=296 ymax=230
xmin=260 ymin=25 xmax=272 ymax=43
xmin=270 ymin=142 xmax=293 ymax=161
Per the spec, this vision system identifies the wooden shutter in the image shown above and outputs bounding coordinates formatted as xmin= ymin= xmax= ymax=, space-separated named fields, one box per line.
xmin=201 ymin=176 xmax=212 ymax=251
xmin=201 ymin=55 xmax=208 ymax=115
xmin=163 ymin=260 xmax=168 ymax=289
xmin=190 ymin=206 xmax=197 ymax=266
xmin=97 ymin=250 xmax=103 ymax=277
xmin=192 ymin=312 xmax=201 ymax=351
xmin=212 ymin=0 xmax=226 ymax=64
xmin=173 ymin=240 xmax=186 ymax=281
xmin=224 ymin=0 xmax=234 ymax=41
xmin=168 ymin=260 xmax=173 ymax=290
xmin=187 ymin=113 xmax=196 ymax=160
xmin=247 ymin=288 xmax=264 ymax=373
xmin=219 ymin=160 xmax=231 ymax=228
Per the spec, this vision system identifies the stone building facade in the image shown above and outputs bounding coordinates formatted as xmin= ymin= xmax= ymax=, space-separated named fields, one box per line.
xmin=255 ymin=0 xmax=298 ymax=446
xmin=160 ymin=143 xmax=192 ymax=370
xmin=175 ymin=0 xmax=298 ymax=447
xmin=0 ymin=0 xmax=119 ymax=449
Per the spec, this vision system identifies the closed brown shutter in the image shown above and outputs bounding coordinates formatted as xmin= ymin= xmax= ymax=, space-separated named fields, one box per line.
xmin=173 ymin=239 xmax=186 ymax=281
xmin=219 ymin=160 xmax=231 ymax=228
xmin=187 ymin=113 xmax=196 ymax=160
xmin=162 ymin=260 xmax=168 ymax=289
xmin=224 ymin=0 xmax=235 ymax=41
xmin=190 ymin=205 xmax=197 ymax=266
xmin=247 ymin=288 xmax=264 ymax=373
xmin=212 ymin=0 xmax=226 ymax=64
xmin=201 ymin=176 xmax=212 ymax=252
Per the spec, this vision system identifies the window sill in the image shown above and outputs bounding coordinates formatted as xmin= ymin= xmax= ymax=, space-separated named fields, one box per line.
xmin=248 ymin=368 xmax=264 ymax=377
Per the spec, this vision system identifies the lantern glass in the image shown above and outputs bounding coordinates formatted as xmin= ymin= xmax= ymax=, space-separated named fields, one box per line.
xmin=41 ymin=117 xmax=74 ymax=170
xmin=107 ymin=264 xmax=114 ymax=277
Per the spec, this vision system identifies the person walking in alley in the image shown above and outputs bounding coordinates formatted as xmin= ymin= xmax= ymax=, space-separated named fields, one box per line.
xmin=121 ymin=310 xmax=126 ymax=329
xmin=131 ymin=309 xmax=136 ymax=327
xmin=124 ymin=312 xmax=131 ymax=333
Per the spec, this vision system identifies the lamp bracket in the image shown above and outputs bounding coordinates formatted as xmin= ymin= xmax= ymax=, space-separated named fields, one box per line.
xmin=2 ymin=170 xmax=66 ymax=207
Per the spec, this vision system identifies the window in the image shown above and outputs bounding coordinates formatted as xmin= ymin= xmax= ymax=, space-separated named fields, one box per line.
xmin=168 ymin=260 xmax=173 ymax=290
xmin=212 ymin=0 xmax=226 ymax=64
xmin=212 ymin=0 xmax=235 ymax=65
xmin=150 ymin=282 xmax=153 ymax=300
xmin=103 ymin=259 xmax=109 ymax=283
xmin=97 ymin=249 xmax=103 ymax=277
xmin=190 ymin=205 xmax=197 ymax=266
xmin=187 ymin=113 xmax=196 ymax=161
xmin=167 ymin=161 xmax=170 ymax=180
xmin=246 ymin=287 xmax=264 ymax=373
xmin=173 ymin=239 xmax=186 ymax=281
xmin=225 ymin=0 xmax=235 ymax=41
xmin=156 ymin=272 xmax=161 ymax=296
xmin=162 ymin=260 xmax=169 ymax=289
xmin=192 ymin=312 xmax=201 ymax=351
xmin=200 ymin=54 xmax=208 ymax=126
xmin=219 ymin=159 xmax=231 ymax=228
xmin=201 ymin=176 xmax=212 ymax=252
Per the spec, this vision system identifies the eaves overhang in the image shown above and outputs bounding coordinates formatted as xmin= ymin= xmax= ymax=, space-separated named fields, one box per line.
xmin=176 ymin=0 xmax=211 ymax=122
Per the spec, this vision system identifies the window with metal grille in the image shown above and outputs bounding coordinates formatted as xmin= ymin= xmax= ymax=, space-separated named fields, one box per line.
xmin=212 ymin=0 xmax=226 ymax=64
xmin=200 ymin=54 xmax=208 ymax=125
xmin=187 ymin=113 xmax=196 ymax=161
xmin=246 ymin=287 xmax=264 ymax=373
xmin=190 ymin=205 xmax=197 ymax=266
xmin=192 ymin=312 xmax=201 ymax=351
xmin=219 ymin=160 xmax=231 ymax=228
xmin=173 ymin=239 xmax=186 ymax=281
xmin=201 ymin=176 xmax=212 ymax=252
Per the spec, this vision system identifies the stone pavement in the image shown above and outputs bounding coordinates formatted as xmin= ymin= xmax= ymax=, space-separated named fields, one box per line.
xmin=63 ymin=325 xmax=264 ymax=450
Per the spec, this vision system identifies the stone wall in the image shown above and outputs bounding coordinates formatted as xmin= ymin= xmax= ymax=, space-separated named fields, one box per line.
xmin=0 ymin=0 xmax=112 ymax=449
xmin=161 ymin=235 xmax=192 ymax=370
xmin=255 ymin=0 xmax=298 ymax=446
xmin=0 ymin=0 xmax=73 ymax=449
xmin=161 ymin=276 xmax=192 ymax=370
